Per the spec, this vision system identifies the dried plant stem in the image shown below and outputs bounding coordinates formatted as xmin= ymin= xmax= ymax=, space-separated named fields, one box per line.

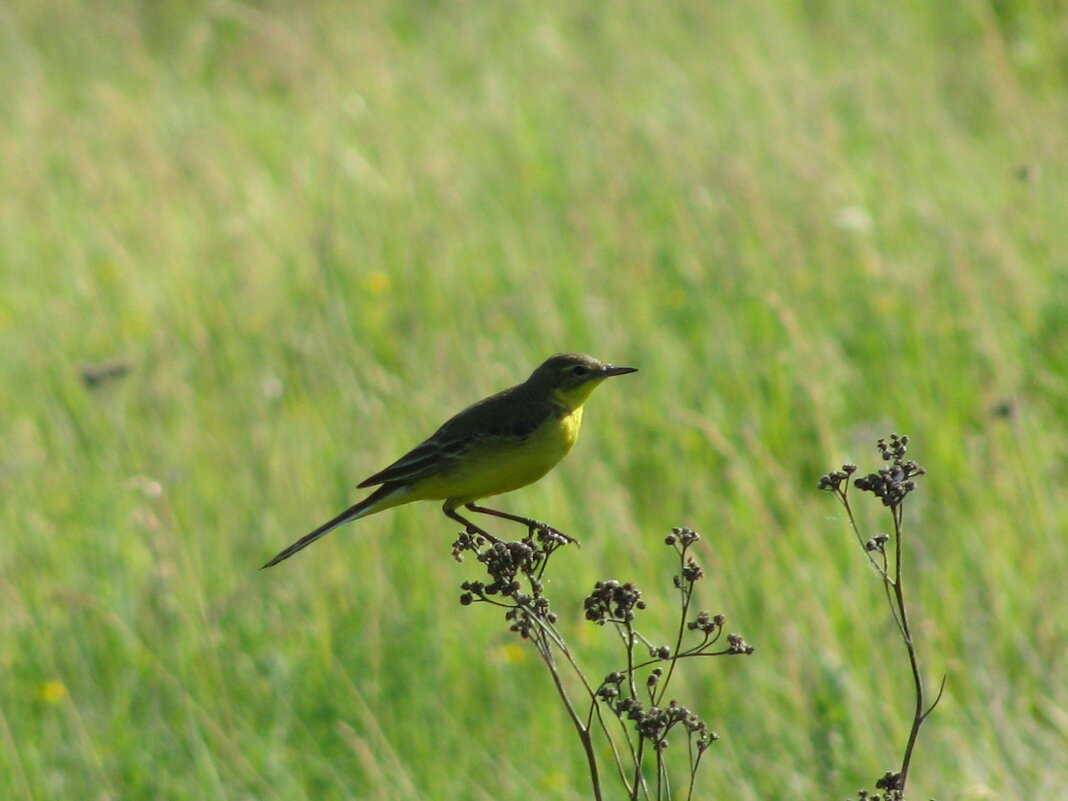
xmin=530 ymin=628 xmax=605 ymax=801
xmin=820 ymin=434 xmax=943 ymax=798
xmin=457 ymin=527 xmax=750 ymax=800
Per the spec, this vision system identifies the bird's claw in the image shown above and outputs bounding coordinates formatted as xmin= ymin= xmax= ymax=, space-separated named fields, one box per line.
xmin=530 ymin=521 xmax=579 ymax=547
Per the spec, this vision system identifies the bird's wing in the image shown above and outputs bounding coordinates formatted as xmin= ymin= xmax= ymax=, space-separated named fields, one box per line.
xmin=356 ymin=388 xmax=553 ymax=488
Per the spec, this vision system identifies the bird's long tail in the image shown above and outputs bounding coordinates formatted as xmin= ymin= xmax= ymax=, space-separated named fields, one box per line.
xmin=261 ymin=484 xmax=403 ymax=568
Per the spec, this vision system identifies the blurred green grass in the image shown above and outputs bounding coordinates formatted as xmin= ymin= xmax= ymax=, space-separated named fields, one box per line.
xmin=3 ymin=0 xmax=1067 ymax=798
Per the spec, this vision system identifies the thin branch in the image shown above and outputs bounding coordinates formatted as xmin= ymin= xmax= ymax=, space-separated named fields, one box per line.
xmin=655 ymin=546 xmax=694 ymax=707
xmin=530 ymin=630 xmax=604 ymax=801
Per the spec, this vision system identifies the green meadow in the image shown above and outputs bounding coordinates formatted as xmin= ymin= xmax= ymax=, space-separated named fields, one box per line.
xmin=3 ymin=1 xmax=1067 ymax=798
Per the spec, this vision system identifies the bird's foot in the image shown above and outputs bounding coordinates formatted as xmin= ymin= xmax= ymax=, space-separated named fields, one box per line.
xmin=528 ymin=521 xmax=579 ymax=547
xmin=470 ymin=524 xmax=504 ymax=545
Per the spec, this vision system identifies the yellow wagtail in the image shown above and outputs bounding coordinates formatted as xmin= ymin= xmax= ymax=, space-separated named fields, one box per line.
xmin=262 ymin=352 xmax=637 ymax=568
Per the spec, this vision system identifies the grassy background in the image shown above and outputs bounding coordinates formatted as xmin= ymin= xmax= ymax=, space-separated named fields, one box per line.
xmin=3 ymin=0 xmax=1068 ymax=798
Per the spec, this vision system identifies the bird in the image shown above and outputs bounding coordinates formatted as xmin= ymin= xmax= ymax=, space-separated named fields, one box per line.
xmin=262 ymin=352 xmax=638 ymax=568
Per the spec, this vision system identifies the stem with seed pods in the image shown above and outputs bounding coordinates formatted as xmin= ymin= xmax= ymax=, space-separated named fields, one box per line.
xmin=456 ymin=525 xmax=752 ymax=800
xmin=820 ymin=434 xmax=945 ymax=798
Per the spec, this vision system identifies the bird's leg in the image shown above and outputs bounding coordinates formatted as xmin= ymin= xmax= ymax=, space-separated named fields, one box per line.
xmin=444 ymin=507 xmax=503 ymax=545
xmin=464 ymin=503 xmax=577 ymax=544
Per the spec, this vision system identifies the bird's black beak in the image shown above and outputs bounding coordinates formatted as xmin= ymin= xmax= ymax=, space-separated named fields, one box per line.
xmin=603 ymin=365 xmax=638 ymax=377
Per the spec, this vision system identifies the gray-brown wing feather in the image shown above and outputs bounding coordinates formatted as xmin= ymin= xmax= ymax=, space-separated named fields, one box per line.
xmin=356 ymin=385 xmax=555 ymax=488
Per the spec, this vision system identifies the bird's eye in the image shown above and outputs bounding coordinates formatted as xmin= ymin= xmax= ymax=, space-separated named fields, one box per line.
xmin=571 ymin=364 xmax=589 ymax=376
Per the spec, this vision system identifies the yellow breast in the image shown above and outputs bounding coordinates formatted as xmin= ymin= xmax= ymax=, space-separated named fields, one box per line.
xmin=415 ymin=406 xmax=583 ymax=507
xmin=557 ymin=405 xmax=584 ymax=451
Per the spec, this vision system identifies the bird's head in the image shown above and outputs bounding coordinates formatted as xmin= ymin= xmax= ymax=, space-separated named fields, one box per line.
xmin=527 ymin=353 xmax=638 ymax=409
